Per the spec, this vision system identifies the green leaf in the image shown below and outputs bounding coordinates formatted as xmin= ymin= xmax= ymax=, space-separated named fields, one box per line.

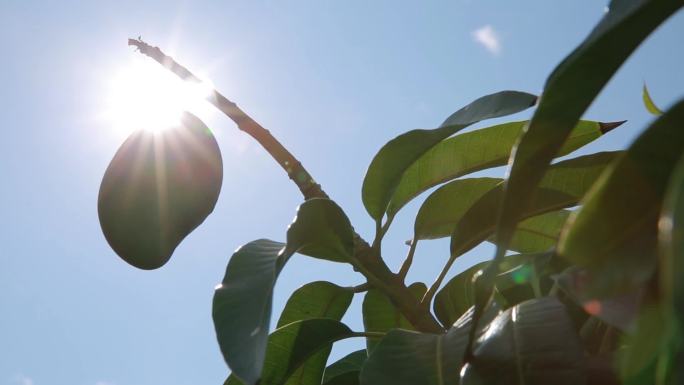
xmin=434 ymin=253 xmax=551 ymax=327
xmin=362 ymin=282 xmax=427 ymax=352
xmin=450 ymin=152 xmax=620 ymax=258
xmin=322 ymin=350 xmax=367 ymax=385
xmin=225 ymin=319 xmax=357 ymax=385
xmin=659 ymin=153 xmax=684 ymax=322
xmin=359 ymin=304 xmax=499 ymax=385
xmin=277 ymin=282 xmax=354 ymax=385
xmin=492 ymin=0 xmax=681 ymax=262
xmin=261 ymin=319 xmax=355 ymax=385
xmin=214 ymin=240 xmax=285 ymax=385
xmin=387 ymin=120 xmax=621 ymax=218
xmin=501 ymin=210 xmax=571 ymax=253
xmin=362 ymin=91 xmax=537 ymax=221
xmin=461 ymin=297 xmax=585 ymax=385
xmin=619 ymin=304 xmax=682 ymax=385
xmin=278 ymin=281 xmax=353 ymax=328
xmin=98 ymin=112 xmax=223 ymax=269
xmin=213 ymin=199 xmax=355 ymax=385
xmin=285 ymin=199 xmax=355 ymax=263
xmin=558 ymin=100 xmax=684 ymax=297
xmin=414 ymin=178 xmax=503 ymax=240
xmin=643 ymin=83 xmax=664 ymax=116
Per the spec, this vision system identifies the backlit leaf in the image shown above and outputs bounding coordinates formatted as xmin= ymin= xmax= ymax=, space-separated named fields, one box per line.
xmin=493 ymin=0 xmax=681 ymax=262
xmin=388 ymin=120 xmax=621 ymax=218
xmin=362 ymin=91 xmax=537 ymax=221
xmin=643 ymin=83 xmax=664 ymax=116
xmin=559 ymin=100 xmax=684 ymax=297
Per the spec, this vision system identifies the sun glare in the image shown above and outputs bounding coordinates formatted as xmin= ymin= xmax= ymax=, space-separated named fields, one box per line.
xmin=104 ymin=57 xmax=214 ymax=135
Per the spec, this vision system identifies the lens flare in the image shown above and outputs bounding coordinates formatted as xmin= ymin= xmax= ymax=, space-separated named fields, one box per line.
xmin=103 ymin=57 xmax=213 ymax=134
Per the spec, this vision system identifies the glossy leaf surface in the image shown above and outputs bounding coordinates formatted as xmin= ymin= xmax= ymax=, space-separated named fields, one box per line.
xmin=461 ymin=297 xmax=585 ymax=385
xmin=214 ymin=199 xmax=355 ymax=385
xmin=362 ymin=91 xmax=537 ymax=220
xmin=214 ymin=240 xmax=286 ymax=385
xmin=360 ymin=305 xmax=499 ymax=385
xmin=98 ymin=112 xmax=223 ymax=269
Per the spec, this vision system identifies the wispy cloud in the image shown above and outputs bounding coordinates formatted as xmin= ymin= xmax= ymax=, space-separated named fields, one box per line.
xmin=12 ymin=375 xmax=34 ymax=385
xmin=472 ymin=25 xmax=501 ymax=55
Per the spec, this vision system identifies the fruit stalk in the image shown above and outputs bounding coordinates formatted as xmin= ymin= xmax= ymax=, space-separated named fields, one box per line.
xmin=128 ymin=38 xmax=443 ymax=333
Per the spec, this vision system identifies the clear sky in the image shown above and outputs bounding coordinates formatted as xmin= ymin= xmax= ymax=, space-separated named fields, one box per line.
xmin=1 ymin=1 xmax=683 ymax=385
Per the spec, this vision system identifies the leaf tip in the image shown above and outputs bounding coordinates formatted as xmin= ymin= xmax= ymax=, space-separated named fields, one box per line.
xmin=598 ymin=120 xmax=627 ymax=134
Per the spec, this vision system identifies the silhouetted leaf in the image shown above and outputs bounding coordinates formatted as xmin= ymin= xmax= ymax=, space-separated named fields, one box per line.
xmin=659 ymin=153 xmax=684 ymax=322
xmin=362 ymin=282 xmax=427 ymax=352
xmin=387 ymin=120 xmax=621 ymax=218
xmin=618 ymin=304 xmax=682 ymax=385
xmin=322 ymin=350 xmax=367 ymax=385
xmin=98 ymin=112 xmax=223 ymax=269
xmin=461 ymin=297 xmax=585 ymax=385
xmin=285 ymin=199 xmax=355 ymax=263
xmin=643 ymin=83 xmax=664 ymax=116
xmin=214 ymin=199 xmax=355 ymax=385
xmin=493 ymin=0 xmax=681 ymax=262
xmin=360 ymin=304 xmax=499 ymax=385
xmin=559 ymin=100 xmax=684 ymax=297
xmin=362 ymin=91 xmax=537 ymax=221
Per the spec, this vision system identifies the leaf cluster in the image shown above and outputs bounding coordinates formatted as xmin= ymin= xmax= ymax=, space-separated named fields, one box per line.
xmin=99 ymin=1 xmax=684 ymax=384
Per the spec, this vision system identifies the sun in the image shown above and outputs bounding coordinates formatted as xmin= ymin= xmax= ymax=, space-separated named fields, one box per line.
xmin=104 ymin=56 xmax=213 ymax=134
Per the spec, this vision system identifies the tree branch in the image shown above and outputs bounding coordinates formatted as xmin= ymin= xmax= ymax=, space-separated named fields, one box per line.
xmin=398 ymin=239 xmax=417 ymax=281
xmin=128 ymin=38 xmax=325 ymax=200
xmin=128 ymin=38 xmax=444 ymax=333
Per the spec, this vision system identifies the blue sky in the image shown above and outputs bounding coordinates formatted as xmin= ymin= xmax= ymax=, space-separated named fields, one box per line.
xmin=1 ymin=1 xmax=683 ymax=385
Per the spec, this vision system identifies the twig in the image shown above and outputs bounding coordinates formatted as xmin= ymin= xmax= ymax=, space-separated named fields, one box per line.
xmin=128 ymin=38 xmax=325 ymax=200
xmin=128 ymin=38 xmax=445 ymax=333
xmin=345 ymin=282 xmax=372 ymax=293
xmin=421 ymin=253 xmax=457 ymax=306
xmin=351 ymin=331 xmax=386 ymax=339
xmin=398 ymin=239 xmax=417 ymax=281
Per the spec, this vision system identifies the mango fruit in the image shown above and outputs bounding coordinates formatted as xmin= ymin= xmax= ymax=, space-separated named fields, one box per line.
xmin=98 ymin=112 xmax=223 ymax=269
